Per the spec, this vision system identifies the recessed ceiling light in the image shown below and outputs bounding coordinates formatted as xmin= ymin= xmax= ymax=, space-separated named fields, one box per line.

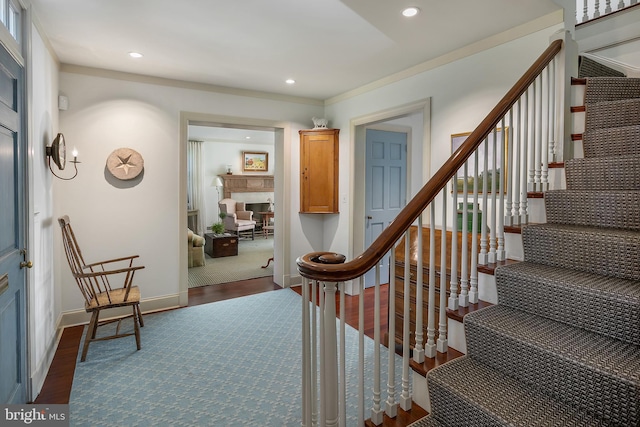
xmin=402 ymin=7 xmax=419 ymax=17
xmin=129 ymin=52 xmax=143 ymax=58
xmin=245 ymin=136 xmax=251 ymax=139
xmin=285 ymin=78 xmax=296 ymax=85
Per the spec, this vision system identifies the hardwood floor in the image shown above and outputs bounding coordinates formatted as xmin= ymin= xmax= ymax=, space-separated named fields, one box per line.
xmin=33 ymin=276 xmax=428 ymax=425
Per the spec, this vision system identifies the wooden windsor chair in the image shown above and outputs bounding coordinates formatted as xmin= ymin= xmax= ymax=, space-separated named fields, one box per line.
xmin=58 ymin=215 xmax=145 ymax=361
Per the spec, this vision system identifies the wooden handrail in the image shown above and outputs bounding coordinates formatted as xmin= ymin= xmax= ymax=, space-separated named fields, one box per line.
xmin=297 ymin=39 xmax=563 ymax=282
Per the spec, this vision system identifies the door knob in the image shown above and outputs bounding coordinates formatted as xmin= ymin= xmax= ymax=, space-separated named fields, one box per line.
xmin=20 ymin=261 xmax=33 ymax=269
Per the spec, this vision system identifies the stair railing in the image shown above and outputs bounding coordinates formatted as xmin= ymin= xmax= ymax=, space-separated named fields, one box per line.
xmin=578 ymin=0 xmax=639 ymax=24
xmin=298 ymin=34 xmax=569 ymax=427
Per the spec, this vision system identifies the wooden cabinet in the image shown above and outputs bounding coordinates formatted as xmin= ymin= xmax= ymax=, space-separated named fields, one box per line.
xmin=299 ymin=129 xmax=339 ymax=213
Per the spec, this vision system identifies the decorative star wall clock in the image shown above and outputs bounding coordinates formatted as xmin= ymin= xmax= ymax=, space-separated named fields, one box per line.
xmin=106 ymin=148 xmax=144 ymax=180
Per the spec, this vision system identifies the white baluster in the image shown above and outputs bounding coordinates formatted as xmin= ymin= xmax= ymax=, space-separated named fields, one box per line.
xmin=312 ymin=280 xmax=318 ymax=426
xmin=425 ymin=204 xmax=437 ymax=358
xmin=470 ymin=151 xmax=479 ymax=304
xmin=339 ymin=284 xmax=346 ymax=427
xmin=550 ymin=60 xmax=557 ymax=162
xmin=400 ymin=235 xmax=412 ymax=411
xmin=479 ymin=138 xmax=489 ymax=266
xmin=497 ymin=119 xmax=506 ymax=262
xmin=413 ymin=215 xmax=425 ymax=363
xmin=529 ymin=80 xmax=537 ymax=192
xmin=536 ymin=74 xmax=543 ymax=191
xmin=358 ymin=277 xmax=365 ymax=427
xmin=488 ymin=129 xmax=498 ymax=264
xmin=371 ymin=266 xmax=383 ymax=426
xmin=302 ymin=278 xmax=312 ymax=427
xmin=582 ymin=0 xmax=589 ymax=22
xmin=322 ymin=281 xmax=339 ymax=427
xmin=521 ymin=89 xmax=530 ymax=225
xmin=449 ymin=173 xmax=459 ymax=310
xmin=594 ymin=0 xmax=601 ymax=17
xmin=605 ymin=0 xmax=612 ymax=14
xmin=437 ymin=189 xmax=448 ymax=353
xmin=618 ymin=1 xmax=625 ymax=9
xmin=319 ymin=280 xmax=326 ymax=427
xmin=459 ymin=162 xmax=470 ymax=307
xmin=542 ymin=67 xmax=550 ymax=191
xmin=386 ymin=249 xmax=398 ymax=418
xmin=513 ymin=99 xmax=522 ymax=226
xmin=505 ymin=108 xmax=514 ymax=227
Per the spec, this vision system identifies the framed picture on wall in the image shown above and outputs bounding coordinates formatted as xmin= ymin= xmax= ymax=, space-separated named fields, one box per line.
xmin=451 ymin=127 xmax=508 ymax=193
xmin=242 ymin=151 xmax=268 ymax=172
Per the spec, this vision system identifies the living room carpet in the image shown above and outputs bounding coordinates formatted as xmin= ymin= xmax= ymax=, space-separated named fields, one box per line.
xmin=69 ymin=289 xmax=407 ymax=426
xmin=188 ymin=236 xmax=274 ymax=288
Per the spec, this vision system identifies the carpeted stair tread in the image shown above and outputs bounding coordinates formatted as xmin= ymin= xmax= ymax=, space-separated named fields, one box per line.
xmin=585 ymin=77 xmax=640 ymax=103
xmin=426 ymin=356 xmax=610 ymax=427
xmin=564 ymin=155 xmax=640 ymax=190
xmin=407 ymin=415 xmax=446 ymax=427
xmin=495 ymin=261 xmax=640 ymax=345
xmin=582 ymin=125 xmax=640 ymax=158
xmin=464 ymin=305 xmax=640 ymax=426
xmin=544 ymin=190 xmax=640 ymax=229
xmin=579 ymin=58 xmax=626 ymax=79
xmin=585 ymin=98 xmax=640 ymax=131
xmin=522 ymin=223 xmax=640 ymax=280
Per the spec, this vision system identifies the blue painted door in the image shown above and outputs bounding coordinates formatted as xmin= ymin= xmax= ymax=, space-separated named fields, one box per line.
xmin=0 ymin=40 xmax=28 ymax=404
xmin=364 ymin=129 xmax=407 ymax=288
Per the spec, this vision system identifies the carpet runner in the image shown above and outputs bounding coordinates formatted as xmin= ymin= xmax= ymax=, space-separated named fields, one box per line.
xmin=411 ymin=76 xmax=640 ymax=425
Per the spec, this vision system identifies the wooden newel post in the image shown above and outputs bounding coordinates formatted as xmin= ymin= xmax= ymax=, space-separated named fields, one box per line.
xmin=315 ymin=253 xmax=345 ymax=427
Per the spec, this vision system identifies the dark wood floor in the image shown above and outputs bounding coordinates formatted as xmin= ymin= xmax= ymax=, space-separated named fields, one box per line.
xmin=34 ymin=276 xmax=428 ymax=426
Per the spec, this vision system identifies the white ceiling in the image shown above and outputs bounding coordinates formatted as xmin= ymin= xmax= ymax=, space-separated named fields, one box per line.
xmin=30 ymin=0 xmax=563 ymax=101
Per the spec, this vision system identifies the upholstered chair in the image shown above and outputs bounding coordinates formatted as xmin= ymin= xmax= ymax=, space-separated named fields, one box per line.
xmin=188 ymin=228 xmax=205 ymax=267
xmin=218 ymin=198 xmax=256 ymax=240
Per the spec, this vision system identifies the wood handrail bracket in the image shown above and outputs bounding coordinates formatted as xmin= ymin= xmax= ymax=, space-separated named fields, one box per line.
xmin=297 ymin=39 xmax=563 ymax=282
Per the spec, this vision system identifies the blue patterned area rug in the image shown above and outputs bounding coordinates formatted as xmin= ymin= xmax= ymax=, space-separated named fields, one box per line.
xmin=69 ymin=289 xmax=407 ymax=426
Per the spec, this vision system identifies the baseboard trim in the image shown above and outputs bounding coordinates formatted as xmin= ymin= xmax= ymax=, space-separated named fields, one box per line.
xmin=30 ymin=326 xmax=64 ymax=402
xmin=58 ymin=294 xmax=182 ymax=328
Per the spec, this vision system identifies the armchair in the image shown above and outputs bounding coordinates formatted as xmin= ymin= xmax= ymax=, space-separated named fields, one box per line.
xmin=188 ymin=228 xmax=205 ymax=267
xmin=218 ymin=198 xmax=257 ymax=240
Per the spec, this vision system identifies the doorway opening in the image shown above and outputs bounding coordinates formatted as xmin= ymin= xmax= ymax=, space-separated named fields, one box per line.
xmin=179 ymin=113 xmax=291 ymax=306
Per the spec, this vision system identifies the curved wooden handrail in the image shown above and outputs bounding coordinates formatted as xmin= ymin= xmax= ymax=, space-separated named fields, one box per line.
xmin=297 ymin=39 xmax=563 ymax=282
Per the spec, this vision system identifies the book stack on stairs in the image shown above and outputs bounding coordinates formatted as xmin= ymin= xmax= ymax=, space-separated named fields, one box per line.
xmin=410 ymin=77 xmax=640 ymax=426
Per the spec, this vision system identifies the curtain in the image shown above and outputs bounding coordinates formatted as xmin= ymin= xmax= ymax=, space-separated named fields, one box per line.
xmin=187 ymin=140 xmax=207 ymax=234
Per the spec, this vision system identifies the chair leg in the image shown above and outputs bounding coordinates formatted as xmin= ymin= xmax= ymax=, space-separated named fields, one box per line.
xmin=133 ymin=305 xmax=141 ymax=351
xmin=136 ymin=304 xmax=144 ymax=327
xmin=81 ymin=311 xmax=99 ymax=362
xmin=251 ymin=228 xmax=255 ymax=240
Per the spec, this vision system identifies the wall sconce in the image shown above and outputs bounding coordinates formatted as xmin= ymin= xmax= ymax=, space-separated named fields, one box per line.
xmin=45 ymin=133 xmax=80 ymax=180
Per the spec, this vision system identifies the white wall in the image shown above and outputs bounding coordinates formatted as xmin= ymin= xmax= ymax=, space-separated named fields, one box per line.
xmin=29 ymin=21 xmax=61 ymax=399
xmin=56 ymin=71 xmax=323 ymax=319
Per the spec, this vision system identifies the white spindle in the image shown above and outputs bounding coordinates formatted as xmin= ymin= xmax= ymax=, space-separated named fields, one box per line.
xmin=371 ymin=266 xmax=383 ymax=426
xmin=449 ymin=173 xmax=459 ymax=310
xmin=605 ymin=0 xmax=612 ymax=14
xmin=488 ymin=129 xmax=498 ymax=264
xmin=582 ymin=0 xmax=589 ymax=22
xmin=302 ymin=278 xmax=311 ymax=427
xmin=312 ymin=280 xmax=318 ymax=426
xmin=594 ymin=0 xmax=601 ymax=17
xmin=514 ymin=99 xmax=522 ymax=226
xmin=542 ymin=67 xmax=550 ymax=190
xmin=529 ymin=81 xmax=537 ymax=192
xmin=505 ymin=108 xmax=515 ymax=227
xmin=437 ymin=189 xmax=448 ymax=353
xmin=535 ymin=75 xmax=543 ymax=191
xmin=479 ymin=139 xmax=489 ymax=265
xmin=319 ymin=280 xmax=326 ymax=427
xmin=426 ymin=204 xmax=437 ymax=358
xmin=413 ymin=215 xmax=425 ymax=363
xmin=385 ymin=249 xmax=398 ymax=418
xmin=549 ymin=59 xmax=557 ymax=163
xmin=521 ymin=90 xmax=530 ymax=225
xmin=339 ymin=284 xmax=346 ymax=427
xmin=459 ymin=162 xmax=470 ymax=307
xmin=358 ymin=277 xmax=365 ymax=427
xmin=400 ymin=236 xmax=411 ymax=411
xmin=470 ymin=151 xmax=479 ymax=304
xmin=497 ymin=118 xmax=506 ymax=261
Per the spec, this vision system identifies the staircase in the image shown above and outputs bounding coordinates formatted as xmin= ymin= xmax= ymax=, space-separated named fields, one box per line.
xmin=410 ymin=77 xmax=640 ymax=426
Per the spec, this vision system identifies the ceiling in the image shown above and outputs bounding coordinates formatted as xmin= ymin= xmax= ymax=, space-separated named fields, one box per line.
xmin=30 ymin=0 xmax=563 ymax=101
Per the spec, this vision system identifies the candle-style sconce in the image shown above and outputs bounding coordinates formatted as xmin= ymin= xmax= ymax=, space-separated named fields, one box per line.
xmin=45 ymin=133 xmax=80 ymax=180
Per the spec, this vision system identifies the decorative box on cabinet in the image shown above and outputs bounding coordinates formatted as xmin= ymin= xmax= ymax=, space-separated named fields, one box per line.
xmin=299 ymin=128 xmax=339 ymax=213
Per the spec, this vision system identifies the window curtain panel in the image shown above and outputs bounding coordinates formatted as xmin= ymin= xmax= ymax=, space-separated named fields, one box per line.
xmin=187 ymin=140 xmax=207 ymax=234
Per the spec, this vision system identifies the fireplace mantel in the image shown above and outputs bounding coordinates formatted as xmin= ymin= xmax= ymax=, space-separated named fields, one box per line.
xmin=219 ymin=175 xmax=274 ymax=199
